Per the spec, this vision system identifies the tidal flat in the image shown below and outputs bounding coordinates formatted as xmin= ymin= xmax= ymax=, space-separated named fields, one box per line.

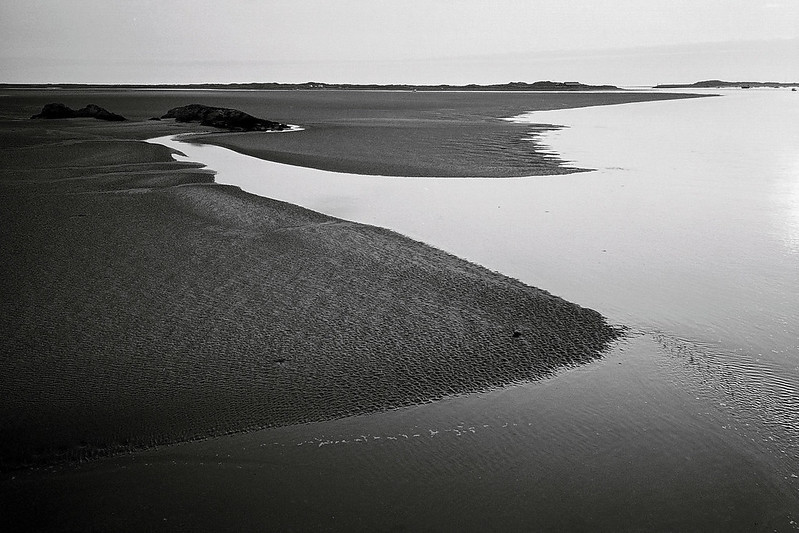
xmin=1 ymin=88 xmax=796 ymax=531
xmin=0 ymin=91 xmax=636 ymax=469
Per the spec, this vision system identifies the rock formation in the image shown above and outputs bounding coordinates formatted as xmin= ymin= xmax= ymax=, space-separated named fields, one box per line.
xmin=161 ymin=104 xmax=289 ymax=131
xmin=31 ymin=103 xmax=126 ymax=121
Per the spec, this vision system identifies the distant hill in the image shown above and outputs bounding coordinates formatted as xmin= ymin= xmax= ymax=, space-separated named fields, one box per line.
xmin=231 ymin=81 xmax=623 ymax=91
xmin=3 ymin=81 xmax=621 ymax=92
xmin=656 ymin=80 xmax=799 ymax=89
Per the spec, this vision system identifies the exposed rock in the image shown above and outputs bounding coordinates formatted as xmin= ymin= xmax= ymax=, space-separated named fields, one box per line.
xmin=30 ymin=103 xmax=74 ymax=119
xmin=161 ymin=104 xmax=290 ymax=131
xmin=31 ymin=103 xmax=126 ymax=121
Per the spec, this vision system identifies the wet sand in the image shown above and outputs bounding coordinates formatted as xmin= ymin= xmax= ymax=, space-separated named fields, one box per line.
xmin=0 ymin=89 xmax=735 ymax=530
xmin=4 ymin=335 xmax=796 ymax=532
xmin=0 ymin=109 xmax=625 ymax=470
xmin=0 ymin=88 xmax=707 ymax=177
xmin=179 ymin=90 xmax=708 ymax=177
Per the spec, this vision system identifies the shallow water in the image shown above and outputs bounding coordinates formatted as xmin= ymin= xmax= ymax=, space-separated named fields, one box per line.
xmin=9 ymin=335 xmax=794 ymax=531
xmin=158 ymin=90 xmax=799 ymax=355
xmin=514 ymin=89 xmax=799 ymax=356
xmin=143 ymin=90 xmax=799 ymax=529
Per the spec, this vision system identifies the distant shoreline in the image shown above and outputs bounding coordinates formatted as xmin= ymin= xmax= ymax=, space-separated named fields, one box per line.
xmin=655 ymin=79 xmax=799 ymax=89
xmin=5 ymin=79 xmax=797 ymax=92
xmin=0 ymin=80 xmax=623 ymax=92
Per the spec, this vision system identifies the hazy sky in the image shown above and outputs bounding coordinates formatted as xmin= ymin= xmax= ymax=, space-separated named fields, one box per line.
xmin=2 ymin=0 xmax=798 ymax=85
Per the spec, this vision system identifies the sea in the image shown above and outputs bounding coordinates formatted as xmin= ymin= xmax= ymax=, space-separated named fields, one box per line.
xmin=149 ymin=88 xmax=799 ymax=530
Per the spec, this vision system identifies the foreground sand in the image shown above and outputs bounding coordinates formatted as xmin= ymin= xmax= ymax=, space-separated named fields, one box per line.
xmin=0 ymin=116 xmax=621 ymax=469
xmin=4 ymin=91 xmax=798 ymax=532
xmin=4 ymin=336 xmax=796 ymax=532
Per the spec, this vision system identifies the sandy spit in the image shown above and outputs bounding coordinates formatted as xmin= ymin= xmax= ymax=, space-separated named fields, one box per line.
xmin=0 ymin=113 xmax=622 ymax=469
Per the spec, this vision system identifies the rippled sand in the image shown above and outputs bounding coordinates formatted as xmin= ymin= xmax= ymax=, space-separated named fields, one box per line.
xmin=0 ymin=113 xmax=622 ymax=470
xmin=8 ymin=89 xmax=776 ymax=532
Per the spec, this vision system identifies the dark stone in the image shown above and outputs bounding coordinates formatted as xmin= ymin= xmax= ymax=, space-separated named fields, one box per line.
xmin=30 ymin=103 xmax=74 ymax=119
xmin=31 ymin=103 xmax=126 ymax=121
xmin=161 ymin=104 xmax=289 ymax=131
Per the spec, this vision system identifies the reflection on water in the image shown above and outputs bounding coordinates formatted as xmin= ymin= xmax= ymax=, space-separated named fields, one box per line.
xmin=784 ymin=153 xmax=799 ymax=255
xmin=514 ymin=90 xmax=799 ymax=360
xmin=38 ymin=334 xmax=796 ymax=531
xmin=155 ymin=90 xmax=799 ymax=361
xmin=54 ymin=333 xmax=794 ymax=531
xmin=147 ymin=90 xmax=799 ymax=528
xmin=514 ymin=91 xmax=799 ymax=471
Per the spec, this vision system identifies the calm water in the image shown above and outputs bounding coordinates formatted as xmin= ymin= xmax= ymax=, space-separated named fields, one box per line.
xmin=146 ymin=90 xmax=799 ymax=530
xmin=155 ymin=91 xmax=799 ymax=356
xmin=513 ymin=89 xmax=799 ymax=359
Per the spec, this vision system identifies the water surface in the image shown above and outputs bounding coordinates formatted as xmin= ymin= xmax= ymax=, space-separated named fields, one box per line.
xmin=145 ymin=90 xmax=799 ymax=529
xmin=156 ymin=90 xmax=798 ymax=357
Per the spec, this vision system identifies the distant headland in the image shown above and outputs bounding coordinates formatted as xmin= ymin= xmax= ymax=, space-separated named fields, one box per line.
xmin=2 ymin=80 xmax=621 ymax=91
xmin=655 ymin=79 xmax=799 ymax=89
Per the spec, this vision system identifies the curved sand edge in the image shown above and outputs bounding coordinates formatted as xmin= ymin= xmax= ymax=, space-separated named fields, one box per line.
xmin=170 ymin=91 xmax=707 ymax=178
xmin=0 ymin=119 xmax=623 ymax=469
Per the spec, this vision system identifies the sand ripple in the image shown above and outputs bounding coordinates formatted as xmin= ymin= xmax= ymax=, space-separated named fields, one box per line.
xmin=0 ymin=132 xmax=621 ymax=469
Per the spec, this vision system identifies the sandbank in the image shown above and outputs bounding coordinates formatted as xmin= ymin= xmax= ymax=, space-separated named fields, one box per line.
xmin=3 ymin=88 xmax=795 ymax=532
xmin=1 ymin=88 xmax=708 ymax=176
xmin=0 ymin=89 xmax=706 ymax=468
xmin=1 ymin=104 xmax=620 ymax=470
xmin=184 ymin=90 xmax=708 ymax=177
xmin=0 ymin=89 xmax=708 ymax=468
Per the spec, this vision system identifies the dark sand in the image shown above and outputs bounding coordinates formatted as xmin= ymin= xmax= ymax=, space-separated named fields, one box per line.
xmin=167 ymin=90 xmax=709 ymax=177
xmin=0 ymin=102 xmax=624 ymax=469
xmin=0 ymin=89 xmax=715 ymax=530
xmin=2 ymin=89 xmax=707 ymax=177
xmin=5 ymin=335 xmax=795 ymax=532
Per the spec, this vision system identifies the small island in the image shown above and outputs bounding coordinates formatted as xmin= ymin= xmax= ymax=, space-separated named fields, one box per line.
xmin=31 ymin=102 xmax=126 ymax=121
xmin=160 ymin=103 xmax=290 ymax=131
xmin=655 ymin=79 xmax=799 ymax=89
xmin=30 ymin=102 xmax=290 ymax=132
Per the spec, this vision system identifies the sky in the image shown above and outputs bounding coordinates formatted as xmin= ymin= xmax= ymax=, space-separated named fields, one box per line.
xmin=1 ymin=0 xmax=798 ymax=85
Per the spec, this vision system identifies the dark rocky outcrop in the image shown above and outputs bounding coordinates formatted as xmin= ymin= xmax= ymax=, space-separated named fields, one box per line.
xmin=31 ymin=103 xmax=126 ymax=121
xmin=161 ymin=104 xmax=290 ymax=131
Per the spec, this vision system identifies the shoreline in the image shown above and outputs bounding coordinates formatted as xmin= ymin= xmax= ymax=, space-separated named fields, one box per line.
xmin=1 ymin=87 xmax=707 ymax=175
xmin=180 ymin=119 xmax=583 ymax=178
xmin=174 ymin=92 xmax=708 ymax=178
xmin=0 ymin=89 xmax=710 ymax=469
xmin=1 ymin=114 xmax=622 ymax=470
xmin=3 ymin=89 xmax=798 ymax=531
